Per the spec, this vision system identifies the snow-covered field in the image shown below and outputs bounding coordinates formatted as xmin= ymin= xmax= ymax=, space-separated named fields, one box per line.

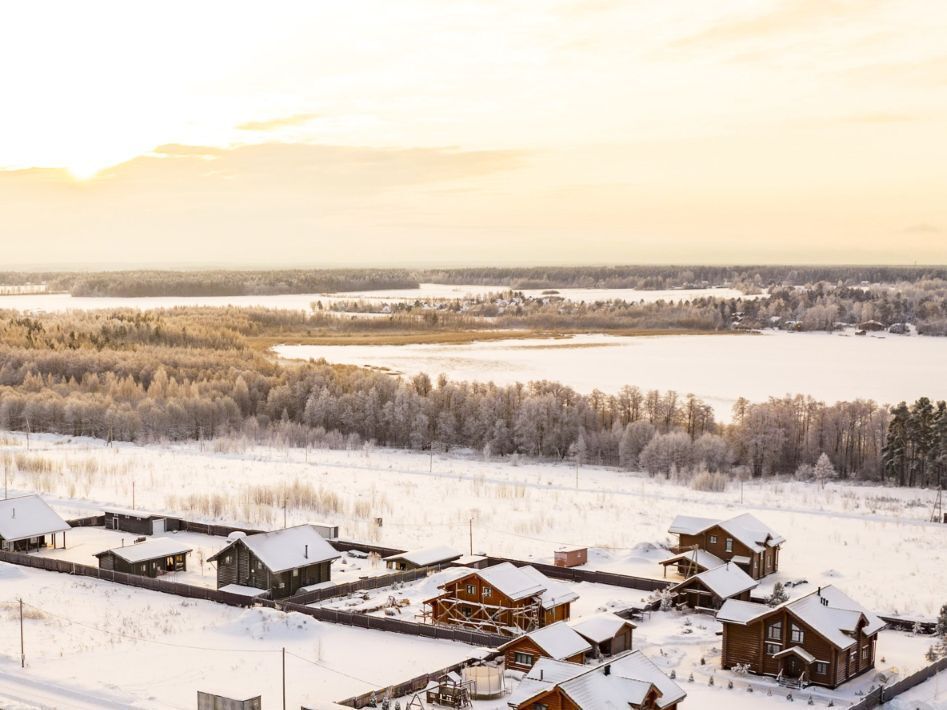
xmin=276 ymin=330 xmax=947 ymax=419
xmin=0 ymin=562 xmax=487 ymax=709
xmin=2 ymin=432 xmax=946 ymax=707
xmin=0 ymin=283 xmax=746 ymax=313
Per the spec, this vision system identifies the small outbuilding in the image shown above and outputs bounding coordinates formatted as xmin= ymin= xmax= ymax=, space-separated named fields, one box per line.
xmin=197 ymin=690 xmax=262 ymax=710
xmin=95 ymin=538 xmax=192 ymax=577
xmin=104 ymin=507 xmax=181 ymax=536
xmin=570 ymin=613 xmax=636 ymax=657
xmin=0 ymin=494 xmax=70 ymax=552
xmin=669 ymin=562 xmax=758 ymax=611
xmin=554 ymin=546 xmax=588 ymax=568
xmin=382 ymin=545 xmax=462 ymax=571
xmin=499 ymin=621 xmax=593 ymax=671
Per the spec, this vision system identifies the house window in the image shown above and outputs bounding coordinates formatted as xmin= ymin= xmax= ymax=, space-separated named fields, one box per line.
xmin=466 ymin=584 xmax=476 ymax=595
xmin=531 ymin=704 xmax=549 ymax=710
xmin=765 ymin=642 xmax=781 ymax=656
xmin=482 ymin=586 xmax=492 ymax=597
xmin=725 ymin=538 xmax=733 ymax=552
xmin=790 ymin=625 xmax=804 ymax=643
xmin=767 ymin=621 xmax=782 ymax=641
xmin=849 ymin=650 xmax=857 ymax=666
xmin=292 ymin=569 xmax=299 ymax=577
xmin=514 ymin=652 xmax=534 ymax=666
xmin=461 ymin=605 xmax=473 ymax=617
xmin=815 ymin=662 xmax=828 ymax=676
xmin=709 ymin=535 xmax=717 ymax=544
xmin=224 ymin=555 xmax=232 ymax=565
xmin=862 ymin=646 xmax=870 ymax=661
xmin=278 ymin=581 xmax=285 ymax=589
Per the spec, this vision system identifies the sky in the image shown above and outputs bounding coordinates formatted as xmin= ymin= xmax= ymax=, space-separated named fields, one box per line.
xmin=1 ymin=0 xmax=946 ymax=268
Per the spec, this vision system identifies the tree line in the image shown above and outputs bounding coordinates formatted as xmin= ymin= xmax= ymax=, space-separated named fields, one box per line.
xmin=0 ymin=307 xmax=943 ymax=487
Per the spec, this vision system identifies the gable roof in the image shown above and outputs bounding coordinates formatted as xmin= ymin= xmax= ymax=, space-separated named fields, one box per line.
xmin=671 ymin=562 xmax=758 ymax=600
xmin=95 ymin=537 xmax=192 ymax=563
xmin=208 ymin=524 xmax=339 ymax=573
xmin=500 ymin=621 xmax=592 ymax=660
xmin=0 ymin=495 xmax=70 ymax=542
xmin=508 ymin=651 xmax=685 ymax=710
xmin=382 ymin=545 xmax=461 ymax=568
xmin=570 ymin=613 xmax=636 ymax=645
xmin=717 ymin=585 xmax=885 ymax=650
xmin=449 ymin=562 xmax=579 ymax=609
xmin=668 ymin=512 xmax=785 ymax=553
xmin=659 ymin=548 xmax=725 ymax=572
xmin=519 ymin=565 xmax=580 ymax=610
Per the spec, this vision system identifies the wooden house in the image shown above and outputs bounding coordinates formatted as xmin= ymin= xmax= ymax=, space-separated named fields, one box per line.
xmin=570 ymin=613 xmax=636 ymax=658
xmin=0 ymin=494 xmax=70 ymax=552
xmin=668 ymin=562 xmax=758 ymax=611
xmin=554 ymin=546 xmax=588 ymax=568
xmin=716 ymin=585 xmax=885 ymax=688
xmin=666 ymin=513 xmax=785 ymax=580
xmin=95 ymin=538 xmax=192 ymax=577
xmin=382 ymin=545 xmax=461 ymax=571
xmin=499 ymin=621 xmax=593 ymax=671
xmin=104 ymin=508 xmax=181 ymax=536
xmin=506 ymin=651 xmax=686 ymax=710
xmin=208 ymin=524 xmax=340 ymax=599
xmin=423 ymin=562 xmax=579 ymax=635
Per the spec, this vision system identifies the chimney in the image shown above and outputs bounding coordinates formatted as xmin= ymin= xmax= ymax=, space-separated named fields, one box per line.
xmin=11 ymin=508 xmax=14 ymax=519
xmin=304 ymin=544 xmax=309 ymax=559
xmin=604 ymin=664 xmax=611 ymax=676
xmin=539 ymin=669 xmax=544 ymax=681
xmin=817 ymin=586 xmax=822 ymax=597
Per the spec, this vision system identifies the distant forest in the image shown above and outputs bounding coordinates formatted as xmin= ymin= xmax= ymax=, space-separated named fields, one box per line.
xmin=0 ymin=307 xmax=944 ymax=488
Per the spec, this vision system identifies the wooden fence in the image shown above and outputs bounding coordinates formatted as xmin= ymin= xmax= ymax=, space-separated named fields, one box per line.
xmin=66 ymin=515 xmax=106 ymax=527
xmin=287 ymin=563 xmax=453 ymax=606
xmin=848 ymin=655 xmax=947 ymax=709
xmin=482 ymin=555 xmax=672 ymax=592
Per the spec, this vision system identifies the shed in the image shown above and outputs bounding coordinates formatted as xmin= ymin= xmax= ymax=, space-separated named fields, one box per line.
xmin=382 ymin=545 xmax=462 ymax=570
xmin=669 ymin=562 xmax=758 ymax=610
xmin=103 ymin=507 xmax=181 ymax=536
xmin=554 ymin=546 xmax=588 ymax=568
xmin=95 ymin=538 xmax=192 ymax=577
xmin=499 ymin=621 xmax=593 ymax=671
xmin=0 ymin=494 xmax=70 ymax=552
xmin=570 ymin=613 xmax=636 ymax=657
xmin=197 ymin=691 xmax=262 ymax=710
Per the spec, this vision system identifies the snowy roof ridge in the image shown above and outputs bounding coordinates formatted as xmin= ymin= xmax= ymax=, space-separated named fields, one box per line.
xmin=569 ymin=613 xmax=636 ymax=644
xmin=95 ymin=537 xmax=192 ymax=563
xmin=0 ymin=494 xmax=70 ymax=542
xmin=671 ymin=562 xmax=758 ymax=599
xmin=511 ymin=650 xmax=685 ymax=710
xmin=208 ymin=524 xmax=340 ymax=573
xmin=500 ymin=621 xmax=592 ymax=660
xmin=382 ymin=545 xmax=461 ymax=567
xmin=668 ymin=512 xmax=785 ymax=552
xmin=717 ymin=585 xmax=885 ymax=650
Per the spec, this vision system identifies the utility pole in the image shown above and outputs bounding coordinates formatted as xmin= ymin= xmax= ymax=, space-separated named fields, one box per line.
xmin=19 ymin=598 xmax=25 ymax=668
xmin=132 ymin=480 xmax=136 ymax=511
xmin=575 ymin=458 xmax=579 ymax=489
xmin=282 ymin=647 xmax=286 ymax=710
xmin=429 ymin=448 xmax=433 ymax=473
xmin=3 ymin=462 xmax=7 ymax=499
xmin=283 ymin=498 xmax=287 ymax=529
xmin=468 ymin=518 xmax=473 ymax=555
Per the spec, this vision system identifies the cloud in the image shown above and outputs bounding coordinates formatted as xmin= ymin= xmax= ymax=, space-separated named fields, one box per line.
xmin=843 ymin=112 xmax=918 ymax=125
xmin=237 ymin=113 xmax=320 ymax=132
xmin=901 ymin=223 xmax=943 ymax=235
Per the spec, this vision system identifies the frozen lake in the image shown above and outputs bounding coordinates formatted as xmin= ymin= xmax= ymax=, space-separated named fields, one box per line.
xmin=275 ymin=331 xmax=947 ymax=418
xmin=0 ymin=283 xmax=747 ymax=313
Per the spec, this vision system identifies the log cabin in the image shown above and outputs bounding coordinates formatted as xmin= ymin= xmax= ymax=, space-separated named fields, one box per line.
xmin=499 ymin=622 xmax=593 ymax=671
xmin=423 ymin=562 xmax=579 ymax=635
xmin=668 ymin=562 xmax=758 ymax=611
xmin=382 ymin=545 xmax=462 ymax=571
xmin=506 ymin=651 xmax=686 ymax=710
xmin=570 ymin=613 xmax=636 ymax=658
xmin=95 ymin=538 xmax=192 ymax=577
xmin=666 ymin=513 xmax=785 ymax=580
xmin=103 ymin=508 xmax=181 ymax=536
xmin=0 ymin=494 xmax=70 ymax=552
xmin=208 ymin=524 xmax=340 ymax=599
xmin=716 ymin=585 xmax=885 ymax=689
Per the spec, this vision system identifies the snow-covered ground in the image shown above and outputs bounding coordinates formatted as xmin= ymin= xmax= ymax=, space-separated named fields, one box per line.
xmin=0 ymin=561 xmax=487 ymax=709
xmin=275 ymin=330 xmax=947 ymax=419
xmin=0 ymin=283 xmax=746 ymax=314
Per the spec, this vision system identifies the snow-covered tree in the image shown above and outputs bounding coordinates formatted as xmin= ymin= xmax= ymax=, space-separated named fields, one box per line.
xmin=814 ymin=452 xmax=837 ymax=488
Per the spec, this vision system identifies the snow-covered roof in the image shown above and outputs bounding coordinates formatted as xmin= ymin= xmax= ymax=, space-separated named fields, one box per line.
xmin=717 ymin=585 xmax=885 ymax=650
xmin=668 ymin=512 xmax=785 ymax=553
xmin=0 ymin=495 xmax=70 ymax=542
xmin=500 ymin=621 xmax=592 ymax=660
xmin=209 ymin=524 xmax=340 ymax=573
xmin=382 ymin=545 xmax=461 ymax=567
xmin=509 ymin=651 xmax=685 ymax=710
xmin=667 ymin=515 xmax=717 ymax=535
xmin=96 ymin=538 xmax=192 ymax=563
xmin=219 ymin=584 xmax=270 ymax=597
xmin=658 ymin=549 xmax=725 ymax=571
xmin=471 ymin=562 xmax=546 ymax=601
xmin=102 ymin=506 xmax=168 ymax=519
xmin=520 ymin=565 xmax=580 ymax=609
xmin=773 ymin=646 xmax=817 ymax=664
xmin=570 ymin=613 xmax=636 ymax=644
xmin=672 ymin=562 xmax=758 ymax=600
